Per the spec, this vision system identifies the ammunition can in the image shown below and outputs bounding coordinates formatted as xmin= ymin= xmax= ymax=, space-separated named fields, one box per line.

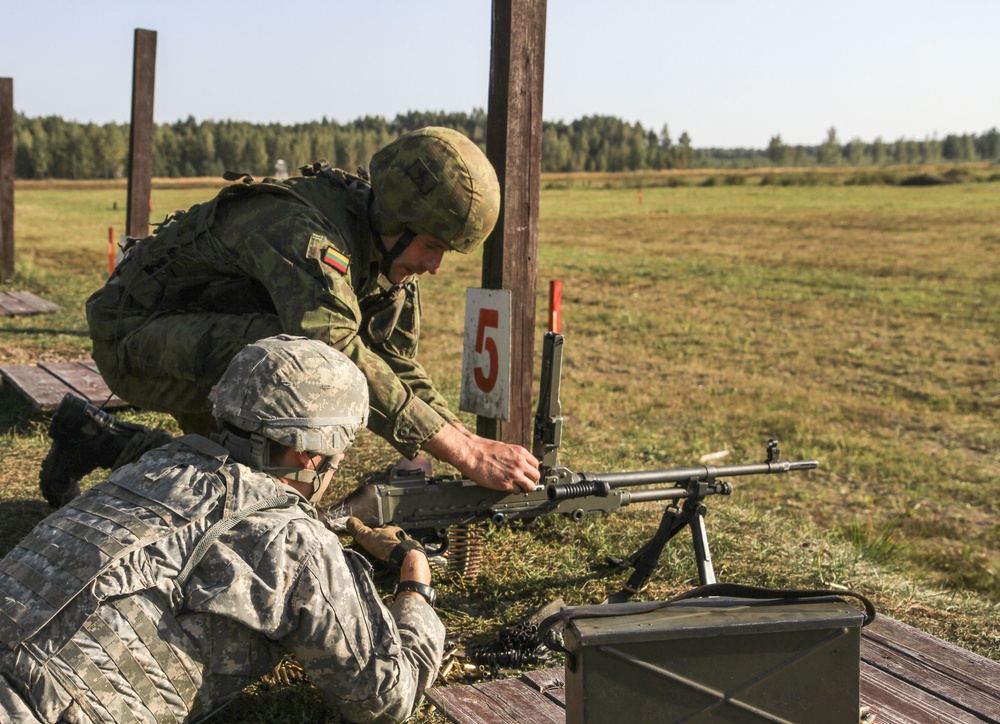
xmin=563 ymin=596 xmax=864 ymax=723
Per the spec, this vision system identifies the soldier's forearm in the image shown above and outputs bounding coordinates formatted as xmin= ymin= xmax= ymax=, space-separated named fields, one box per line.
xmin=420 ymin=423 xmax=469 ymax=472
xmin=398 ymin=549 xmax=432 ymax=588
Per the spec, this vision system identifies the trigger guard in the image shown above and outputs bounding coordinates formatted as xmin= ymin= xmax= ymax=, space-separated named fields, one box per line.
xmin=418 ymin=530 xmax=449 ymax=557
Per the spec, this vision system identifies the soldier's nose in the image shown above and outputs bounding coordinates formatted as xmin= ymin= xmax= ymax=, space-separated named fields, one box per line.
xmin=424 ymin=250 xmax=443 ymax=274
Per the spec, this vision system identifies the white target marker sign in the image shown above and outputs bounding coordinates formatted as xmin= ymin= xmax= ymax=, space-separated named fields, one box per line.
xmin=460 ymin=288 xmax=511 ymax=421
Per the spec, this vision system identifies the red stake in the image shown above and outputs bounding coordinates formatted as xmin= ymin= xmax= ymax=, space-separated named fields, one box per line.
xmin=548 ymin=280 xmax=563 ymax=333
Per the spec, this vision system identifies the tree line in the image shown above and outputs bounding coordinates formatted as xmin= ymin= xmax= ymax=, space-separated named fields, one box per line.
xmin=11 ymin=110 xmax=1000 ymax=180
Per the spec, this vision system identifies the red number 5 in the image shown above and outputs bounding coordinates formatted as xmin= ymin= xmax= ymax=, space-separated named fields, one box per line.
xmin=474 ymin=308 xmax=499 ymax=393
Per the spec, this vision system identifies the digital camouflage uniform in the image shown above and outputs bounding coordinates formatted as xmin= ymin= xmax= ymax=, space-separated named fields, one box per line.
xmin=86 ymin=169 xmax=458 ymax=455
xmin=0 ymin=436 xmax=445 ymax=723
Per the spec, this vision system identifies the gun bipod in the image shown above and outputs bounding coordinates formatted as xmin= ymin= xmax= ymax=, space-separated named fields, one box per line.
xmin=605 ymin=482 xmax=731 ymax=604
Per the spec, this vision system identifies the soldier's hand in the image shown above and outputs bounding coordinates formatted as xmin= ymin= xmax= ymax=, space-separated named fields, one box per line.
xmin=480 ymin=440 xmax=542 ymax=493
xmin=423 ymin=424 xmax=541 ymax=493
xmin=462 ymin=437 xmax=541 ymax=493
xmin=345 ymin=517 xmax=423 ymax=567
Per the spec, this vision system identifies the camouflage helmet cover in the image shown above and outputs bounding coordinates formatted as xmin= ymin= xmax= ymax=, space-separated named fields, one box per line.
xmin=210 ymin=335 xmax=369 ymax=457
xmin=369 ymin=126 xmax=501 ymax=254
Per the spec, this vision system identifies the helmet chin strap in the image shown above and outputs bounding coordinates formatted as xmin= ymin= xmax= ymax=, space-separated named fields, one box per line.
xmin=379 ymin=228 xmax=417 ymax=279
xmin=261 ymin=464 xmax=337 ymax=504
xmin=213 ymin=426 xmax=335 ymax=504
xmin=268 ymin=467 xmax=320 ymax=502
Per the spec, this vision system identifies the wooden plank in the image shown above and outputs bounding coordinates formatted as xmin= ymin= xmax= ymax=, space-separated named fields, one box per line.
xmin=38 ymin=362 xmax=127 ymax=408
xmin=865 ymin=616 xmax=1000 ymax=699
xmin=16 ymin=291 xmax=61 ymax=313
xmin=520 ymin=667 xmax=567 ymax=707
xmin=79 ymin=359 xmax=105 ymax=375
xmin=0 ymin=291 xmax=35 ymax=315
xmin=0 ymin=364 xmax=73 ymax=411
xmin=0 ymin=361 xmax=129 ymax=412
xmin=0 ymin=291 xmax=62 ymax=316
xmin=427 ymin=676 xmax=565 ymax=724
xmin=861 ymin=662 xmax=988 ymax=724
xmin=862 ymin=636 xmax=1000 ymax=721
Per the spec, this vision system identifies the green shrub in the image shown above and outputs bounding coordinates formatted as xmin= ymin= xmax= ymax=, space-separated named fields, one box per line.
xmin=900 ymin=173 xmax=947 ymax=186
xmin=943 ymin=167 xmax=973 ymax=183
xmin=845 ymin=170 xmax=900 ymax=186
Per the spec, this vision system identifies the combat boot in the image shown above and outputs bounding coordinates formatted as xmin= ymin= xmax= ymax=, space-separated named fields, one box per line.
xmin=38 ymin=394 xmax=152 ymax=508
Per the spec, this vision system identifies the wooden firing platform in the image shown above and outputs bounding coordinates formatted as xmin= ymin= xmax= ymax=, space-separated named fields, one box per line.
xmin=427 ymin=616 xmax=1000 ymax=723
xmin=0 ymin=359 xmax=129 ymax=412
xmin=0 ymin=290 xmax=61 ymax=316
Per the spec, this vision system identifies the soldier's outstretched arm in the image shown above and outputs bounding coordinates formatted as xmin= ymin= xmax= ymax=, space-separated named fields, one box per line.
xmin=421 ymin=423 xmax=540 ymax=493
xmin=288 ymin=539 xmax=444 ymax=723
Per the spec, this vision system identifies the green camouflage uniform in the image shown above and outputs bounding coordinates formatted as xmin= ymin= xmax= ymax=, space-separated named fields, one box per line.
xmin=0 ymin=435 xmax=445 ymax=723
xmin=87 ymin=170 xmax=458 ymax=456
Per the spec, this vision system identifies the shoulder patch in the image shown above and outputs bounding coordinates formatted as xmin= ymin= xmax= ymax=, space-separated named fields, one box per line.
xmin=306 ymin=233 xmax=350 ymax=275
xmin=321 ymin=245 xmax=350 ymax=275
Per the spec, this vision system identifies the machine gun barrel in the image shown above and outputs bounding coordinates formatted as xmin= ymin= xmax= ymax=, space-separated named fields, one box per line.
xmin=548 ymin=459 xmax=818 ymax=502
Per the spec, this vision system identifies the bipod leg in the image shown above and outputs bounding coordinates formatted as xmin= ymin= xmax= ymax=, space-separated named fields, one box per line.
xmin=605 ymin=502 xmax=695 ymax=604
xmin=689 ymin=503 xmax=716 ymax=585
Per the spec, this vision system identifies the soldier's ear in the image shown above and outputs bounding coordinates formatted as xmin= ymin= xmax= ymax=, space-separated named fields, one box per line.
xmin=269 ymin=444 xmax=308 ymax=470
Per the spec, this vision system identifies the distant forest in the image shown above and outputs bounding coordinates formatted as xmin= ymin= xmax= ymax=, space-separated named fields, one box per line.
xmin=11 ymin=109 xmax=1000 ymax=180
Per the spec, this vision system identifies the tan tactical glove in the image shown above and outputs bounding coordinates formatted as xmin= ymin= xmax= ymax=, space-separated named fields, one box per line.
xmin=345 ymin=517 xmax=423 ymax=568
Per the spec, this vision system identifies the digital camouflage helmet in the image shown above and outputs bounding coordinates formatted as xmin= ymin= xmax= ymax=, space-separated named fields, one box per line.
xmin=210 ymin=335 xmax=369 ymax=500
xmin=369 ymin=127 xmax=501 ymax=254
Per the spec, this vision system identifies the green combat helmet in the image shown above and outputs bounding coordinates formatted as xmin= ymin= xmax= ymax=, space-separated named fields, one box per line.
xmin=210 ymin=335 xmax=369 ymax=502
xmin=369 ymin=126 xmax=501 ymax=254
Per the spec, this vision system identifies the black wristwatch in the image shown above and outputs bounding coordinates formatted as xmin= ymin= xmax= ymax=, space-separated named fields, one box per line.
xmin=394 ymin=580 xmax=436 ymax=606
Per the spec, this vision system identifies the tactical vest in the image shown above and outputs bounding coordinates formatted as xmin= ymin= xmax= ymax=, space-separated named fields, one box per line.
xmin=89 ymin=168 xmax=421 ymax=360
xmin=0 ymin=436 xmax=298 ymax=723
xmin=94 ymin=169 xmax=372 ymax=322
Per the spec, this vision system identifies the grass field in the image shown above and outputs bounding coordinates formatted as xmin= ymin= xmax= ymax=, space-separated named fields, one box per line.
xmin=1 ymin=172 xmax=997 ymax=721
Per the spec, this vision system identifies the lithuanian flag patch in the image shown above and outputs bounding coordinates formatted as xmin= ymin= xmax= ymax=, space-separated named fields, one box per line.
xmin=321 ymin=246 xmax=350 ymax=275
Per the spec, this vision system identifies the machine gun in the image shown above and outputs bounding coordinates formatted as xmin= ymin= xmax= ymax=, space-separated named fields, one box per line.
xmin=331 ymin=332 xmax=818 ymax=600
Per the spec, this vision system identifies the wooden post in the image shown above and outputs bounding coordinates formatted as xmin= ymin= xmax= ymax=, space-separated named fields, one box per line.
xmin=480 ymin=0 xmax=547 ymax=447
xmin=0 ymin=78 xmax=14 ymax=283
xmin=126 ymin=29 xmax=157 ymax=240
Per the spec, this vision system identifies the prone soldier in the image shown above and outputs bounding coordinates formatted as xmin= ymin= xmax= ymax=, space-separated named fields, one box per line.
xmin=1 ymin=336 xmax=445 ymax=723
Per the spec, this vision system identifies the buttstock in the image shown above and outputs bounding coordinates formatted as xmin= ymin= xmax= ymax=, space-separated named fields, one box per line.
xmin=322 ymin=483 xmax=383 ymax=530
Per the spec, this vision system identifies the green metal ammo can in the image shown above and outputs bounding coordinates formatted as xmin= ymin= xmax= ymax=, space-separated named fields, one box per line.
xmin=562 ymin=596 xmax=865 ymax=723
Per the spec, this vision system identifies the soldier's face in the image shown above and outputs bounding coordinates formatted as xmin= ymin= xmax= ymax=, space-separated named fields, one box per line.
xmin=312 ymin=452 xmax=346 ymax=503
xmin=388 ymin=234 xmax=448 ymax=284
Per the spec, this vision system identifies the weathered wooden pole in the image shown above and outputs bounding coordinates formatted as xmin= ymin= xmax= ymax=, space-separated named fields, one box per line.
xmin=126 ymin=29 xmax=157 ymax=240
xmin=480 ymin=0 xmax=547 ymax=447
xmin=0 ymin=77 xmax=14 ymax=282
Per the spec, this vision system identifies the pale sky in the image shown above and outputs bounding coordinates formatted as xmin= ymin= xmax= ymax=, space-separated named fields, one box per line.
xmin=1 ymin=0 xmax=997 ymax=148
